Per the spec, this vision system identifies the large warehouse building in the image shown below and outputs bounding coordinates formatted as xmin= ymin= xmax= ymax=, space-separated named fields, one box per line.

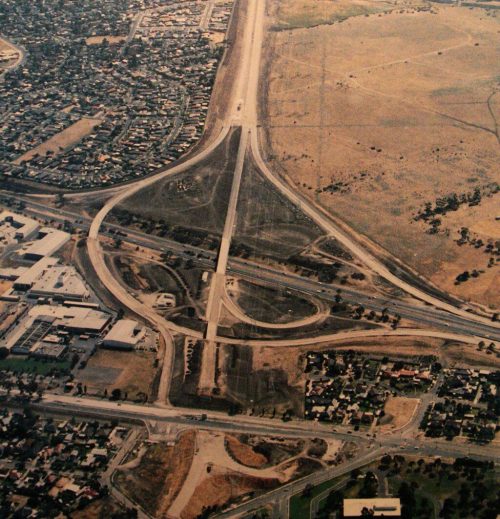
xmin=0 ymin=211 xmax=39 ymax=247
xmin=102 ymin=319 xmax=144 ymax=350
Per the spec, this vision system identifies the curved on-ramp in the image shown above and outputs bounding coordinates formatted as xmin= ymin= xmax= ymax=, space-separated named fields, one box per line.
xmin=85 ymin=0 xmax=497 ymax=404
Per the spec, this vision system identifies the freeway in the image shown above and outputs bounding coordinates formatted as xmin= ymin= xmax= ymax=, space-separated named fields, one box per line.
xmin=3 ymin=0 xmax=499 ymax=515
xmin=4 ymin=194 xmax=500 ymax=341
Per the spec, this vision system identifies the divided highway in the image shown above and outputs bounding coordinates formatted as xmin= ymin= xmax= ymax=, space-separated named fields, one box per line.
xmin=6 ymin=194 xmax=500 ymax=342
xmin=3 ymin=1 xmax=499 ymax=518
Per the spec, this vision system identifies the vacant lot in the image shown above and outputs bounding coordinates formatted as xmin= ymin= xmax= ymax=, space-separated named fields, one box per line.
xmin=379 ymin=396 xmax=420 ymax=432
xmin=119 ymin=127 xmax=241 ymax=236
xmin=235 ymin=280 xmax=319 ymax=324
xmin=72 ymin=497 xmax=123 ymax=519
xmin=15 ymin=117 xmax=102 ymax=163
xmin=235 ymin=156 xmax=323 ymax=259
xmin=76 ymin=347 xmax=157 ymax=400
xmin=85 ymin=35 xmax=126 ymax=45
xmin=115 ymin=431 xmax=196 ymax=517
xmin=264 ymin=0 xmax=499 ymax=308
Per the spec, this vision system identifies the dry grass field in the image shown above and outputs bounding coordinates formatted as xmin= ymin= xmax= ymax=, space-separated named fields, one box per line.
xmin=76 ymin=348 xmax=157 ymax=400
xmin=15 ymin=117 xmax=102 ymax=164
xmin=378 ymin=396 xmax=420 ymax=432
xmin=274 ymin=0 xmax=398 ymax=29
xmin=264 ymin=0 xmax=499 ymax=308
xmin=180 ymin=473 xmax=279 ymax=519
xmin=85 ymin=35 xmax=126 ymax=45
xmin=115 ymin=431 xmax=196 ymax=517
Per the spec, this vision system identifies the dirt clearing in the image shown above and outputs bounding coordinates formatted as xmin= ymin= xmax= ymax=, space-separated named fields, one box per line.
xmin=76 ymin=347 xmax=157 ymax=400
xmin=225 ymin=435 xmax=268 ymax=468
xmin=378 ymin=396 xmax=420 ymax=432
xmin=85 ymin=35 xmax=126 ymax=45
xmin=115 ymin=430 xmax=196 ymax=517
xmin=15 ymin=117 xmax=102 ymax=164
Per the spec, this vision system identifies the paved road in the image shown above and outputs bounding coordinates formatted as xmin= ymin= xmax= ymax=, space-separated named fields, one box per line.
xmin=0 ymin=35 xmax=26 ymax=80
xmin=200 ymin=0 xmax=215 ymax=30
xmin=100 ymin=428 xmax=152 ymax=519
xmin=206 ymin=128 xmax=250 ymax=340
xmin=5 ymin=191 xmax=499 ymax=342
xmin=309 ymin=479 xmax=346 ymax=519
xmin=217 ymin=448 xmax=385 ymax=518
xmin=18 ymin=389 xmax=499 ymax=519
xmin=29 ymin=393 xmax=500 ymax=461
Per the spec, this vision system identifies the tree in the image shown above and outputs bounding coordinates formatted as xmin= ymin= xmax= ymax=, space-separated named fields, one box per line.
xmin=440 ymin=498 xmax=456 ymax=518
xmin=350 ymin=468 xmax=361 ymax=480
xmin=359 ymin=471 xmax=377 ymax=498
xmin=55 ymin=193 xmax=65 ymax=206
xmin=459 ymin=482 xmax=471 ymax=508
xmin=111 ymin=388 xmax=122 ymax=400
xmin=399 ymin=481 xmax=416 ymax=519
xmin=0 ymin=347 xmax=8 ymax=360
xmin=302 ymin=484 xmax=313 ymax=498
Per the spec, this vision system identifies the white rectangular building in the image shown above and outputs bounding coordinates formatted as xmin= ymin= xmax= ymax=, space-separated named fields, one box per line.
xmin=0 ymin=211 xmax=39 ymax=245
xmin=13 ymin=257 xmax=60 ymax=291
xmin=344 ymin=498 xmax=401 ymax=518
xmin=30 ymin=265 xmax=89 ymax=301
xmin=21 ymin=227 xmax=70 ymax=260
xmin=102 ymin=319 xmax=144 ymax=350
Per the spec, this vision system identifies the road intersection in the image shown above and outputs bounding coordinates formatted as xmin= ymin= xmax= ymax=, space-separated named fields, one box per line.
xmin=3 ymin=0 xmax=499 ymax=516
xmin=29 ymin=391 xmax=500 ymax=518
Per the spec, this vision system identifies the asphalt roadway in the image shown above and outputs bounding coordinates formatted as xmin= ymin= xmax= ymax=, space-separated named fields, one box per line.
xmin=5 ymin=195 xmax=500 ymax=343
xmin=27 ymin=392 xmax=500 ymax=519
xmin=31 ymin=393 xmax=499 ymax=463
xmin=3 ymin=0 xmax=500 ymax=516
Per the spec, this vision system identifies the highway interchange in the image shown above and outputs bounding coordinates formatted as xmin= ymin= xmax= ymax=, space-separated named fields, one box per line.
xmin=2 ymin=0 xmax=499 ymax=516
xmin=4 ymin=193 xmax=500 ymax=343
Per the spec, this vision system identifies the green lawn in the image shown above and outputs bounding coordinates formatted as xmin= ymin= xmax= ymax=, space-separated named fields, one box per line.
xmin=386 ymin=459 xmax=500 ymax=519
xmin=0 ymin=357 xmax=71 ymax=375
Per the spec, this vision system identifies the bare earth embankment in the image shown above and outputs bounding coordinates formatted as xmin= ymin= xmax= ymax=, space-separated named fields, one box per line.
xmin=264 ymin=0 xmax=499 ymax=309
